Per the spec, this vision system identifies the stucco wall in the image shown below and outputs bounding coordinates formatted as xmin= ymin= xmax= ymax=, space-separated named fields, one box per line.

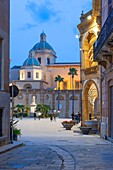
xmin=0 ymin=0 xmax=10 ymax=146
xmin=48 ymin=65 xmax=80 ymax=90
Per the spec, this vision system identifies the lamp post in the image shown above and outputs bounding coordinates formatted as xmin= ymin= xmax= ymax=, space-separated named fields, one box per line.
xmin=11 ymin=84 xmax=14 ymax=144
xmin=9 ymin=83 xmax=19 ymax=144
xmin=75 ymin=34 xmax=82 ymax=120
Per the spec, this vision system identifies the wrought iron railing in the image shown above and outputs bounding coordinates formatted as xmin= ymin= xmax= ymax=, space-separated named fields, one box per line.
xmin=94 ymin=8 xmax=113 ymax=59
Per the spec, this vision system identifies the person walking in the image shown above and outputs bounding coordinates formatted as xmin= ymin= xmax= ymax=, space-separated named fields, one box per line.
xmin=50 ymin=114 xmax=53 ymax=121
xmin=71 ymin=112 xmax=75 ymax=120
xmin=34 ymin=112 xmax=36 ymax=120
xmin=78 ymin=112 xmax=81 ymax=122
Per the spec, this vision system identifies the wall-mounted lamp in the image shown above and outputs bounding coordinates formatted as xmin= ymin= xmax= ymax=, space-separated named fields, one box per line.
xmin=87 ymin=15 xmax=92 ymax=20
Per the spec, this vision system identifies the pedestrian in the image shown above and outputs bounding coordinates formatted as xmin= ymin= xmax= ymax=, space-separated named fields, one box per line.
xmin=38 ymin=112 xmax=41 ymax=120
xmin=53 ymin=113 xmax=56 ymax=121
xmin=75 ymin=113 xmax=79 ymax=123
xmin=34 ymin=112 xmax=36 ymax=120
xmin=78 ymin=112 xmax=81 ymax=123
xmin=89 ymin=113 xmax=92 ymax=120
xmin=50 ymin=114 xmax=53 ymax=121
xmin=71 ymin=112 xmax=75 ymax=120
xmin=16 ymin=113 xmax=18 ymax=118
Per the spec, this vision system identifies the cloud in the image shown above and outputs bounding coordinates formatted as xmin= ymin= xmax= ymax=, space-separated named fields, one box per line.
xmin=19 ymin=23 xmax=37 ymax=30
xmin=26 ymin=0 xmax=60 ymax=23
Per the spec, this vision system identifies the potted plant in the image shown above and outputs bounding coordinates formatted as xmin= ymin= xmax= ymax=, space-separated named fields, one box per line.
xmin=10 ymin=119 xmax=21 ymax=141
xmin=84 ymin=120 xmax=98 ymax=134
xmin=79 ymin=122 xmax=92 ymax=135
xmin=61 ymin=120 xmax=74 ymax=130
xmin=79 ymin=126 xmax=92 ymax=135
xmin=13 ymin=128 xmax=21 ymax=141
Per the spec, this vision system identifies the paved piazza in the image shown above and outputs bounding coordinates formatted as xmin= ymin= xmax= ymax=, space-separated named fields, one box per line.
xmin=0 ymin=118 xmax=113 ymax=170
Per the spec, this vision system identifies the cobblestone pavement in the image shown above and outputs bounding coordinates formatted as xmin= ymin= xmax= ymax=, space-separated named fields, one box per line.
xmin=0 ymin=118 xmax=113 ymax=170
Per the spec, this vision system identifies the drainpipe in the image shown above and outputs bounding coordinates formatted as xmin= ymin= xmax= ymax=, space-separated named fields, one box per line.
xmin=11 ymin=83 xmax=14 ymax=144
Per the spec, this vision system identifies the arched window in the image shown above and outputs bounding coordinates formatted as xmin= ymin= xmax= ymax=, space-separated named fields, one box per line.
xmin=56 ymin=95 xmax=64 ymax=100
xmin=84 ymin=32 xmax=97 ymax=68
xmin=69 ymin=95 xmax=78 ymax=100
xmin=24 ymin=84 xmax=32 ymax=90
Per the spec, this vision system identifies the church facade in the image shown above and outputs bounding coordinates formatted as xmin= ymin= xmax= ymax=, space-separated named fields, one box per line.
xmin=11 ymin=32 xmax=81 ymax=118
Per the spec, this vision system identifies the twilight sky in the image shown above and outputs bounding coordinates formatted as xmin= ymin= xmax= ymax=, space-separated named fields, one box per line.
xmin=10 ymin=0 xmax=92 ymax=67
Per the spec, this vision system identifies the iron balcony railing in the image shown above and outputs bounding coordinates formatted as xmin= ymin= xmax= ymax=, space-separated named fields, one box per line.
xmin=94 ymin=8 xmax=113 ymax=59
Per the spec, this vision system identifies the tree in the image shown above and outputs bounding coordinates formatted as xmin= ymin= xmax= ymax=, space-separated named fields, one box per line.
xmin=68 ymin=68 xmax=78 ymax=116
xmin=14 ymin=104 xmax=30 ymax=117
xmin=55 ymin=75 xmax=64 ymax=111
xmin=16 ymin=104 xmax=25 ymax=113
xmin=35 ymin=104 xmax=51 ymax=118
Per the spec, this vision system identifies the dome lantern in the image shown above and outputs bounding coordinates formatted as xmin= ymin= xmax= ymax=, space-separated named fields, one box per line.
xmin=29 ymin=32 xmax=56 ymax=54
xmin=40 ymin=31 xmax=46 ymax=42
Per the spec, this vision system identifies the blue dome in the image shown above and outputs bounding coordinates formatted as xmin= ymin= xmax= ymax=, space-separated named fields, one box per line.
xmin=30 ymin=41 xmax=55 ymax=52
xmin=29 ymin=32 xmax=55 ymax=53
xmin=23 ymin=57 xmax=40 ymax=66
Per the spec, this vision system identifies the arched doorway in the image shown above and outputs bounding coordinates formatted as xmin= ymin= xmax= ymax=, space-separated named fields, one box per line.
xmin=83 ymin=80 xmax=99 ymax=121
xmin=83 ymin=31 xmax=98 ymax=69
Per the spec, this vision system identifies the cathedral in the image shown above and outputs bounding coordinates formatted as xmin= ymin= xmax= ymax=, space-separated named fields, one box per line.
xmin=11 ymin=32 xmax=81 ymax=118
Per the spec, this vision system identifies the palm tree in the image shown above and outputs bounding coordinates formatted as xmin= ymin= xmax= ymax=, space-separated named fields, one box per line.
xmin=68 ymin=68 xmax=78 ymax=116
xmin=35 ymin=104 xmax=51 ymax=117
xmin=55 ymin=75 xmax=64 ymax=111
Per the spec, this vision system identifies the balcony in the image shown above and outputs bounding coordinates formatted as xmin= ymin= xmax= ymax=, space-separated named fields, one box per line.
xmin=84 ymin=66 xmax=99 ymax=75
xmin=94 ymin=8 xmax=113 ymax=60
xmin=81 ymin=66 xmax=99 ymax=81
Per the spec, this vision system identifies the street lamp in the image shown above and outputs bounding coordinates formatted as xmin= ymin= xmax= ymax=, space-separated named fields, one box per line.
xmin=75 ymin=34 xmax=82 ymax=120
xmin=9 ymin=82 xmax=19 ymax=144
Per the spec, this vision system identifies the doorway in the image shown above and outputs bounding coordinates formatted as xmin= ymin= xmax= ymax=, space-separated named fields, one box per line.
xmin=83 ymin=80 xmax=99 ymax=121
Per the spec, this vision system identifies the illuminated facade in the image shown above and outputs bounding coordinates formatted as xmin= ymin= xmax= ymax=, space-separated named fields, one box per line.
xmin=11 ymin=32 xmax=81 ymax=118
xmin=94 ymin=0 xmax=113 ymax=140
xmin=77 ymin=0 xmax=101 ymax=126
